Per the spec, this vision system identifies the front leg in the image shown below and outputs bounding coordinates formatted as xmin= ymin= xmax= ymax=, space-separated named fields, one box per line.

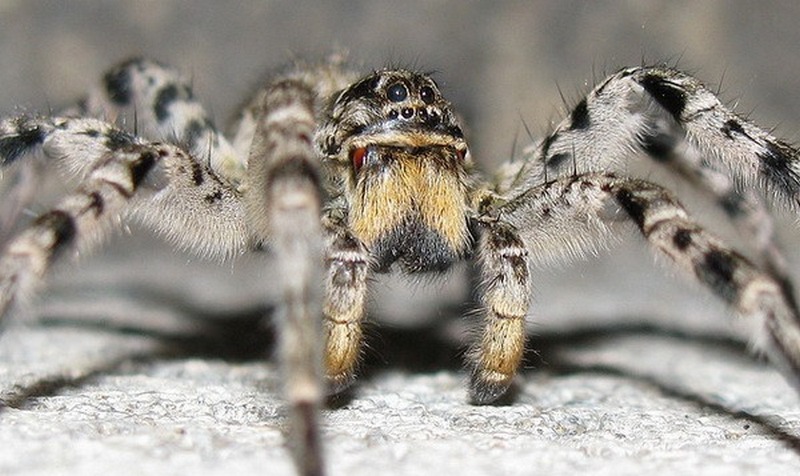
xmin=245 ymin=76 xmax=326 ymax=476
xmin=322 ymin=213 xmax=370 ymax=391
xmin=500 ymin=172 xmax=800 ymax=394
xmin=469 ymin=220 xmax=531 ymax=404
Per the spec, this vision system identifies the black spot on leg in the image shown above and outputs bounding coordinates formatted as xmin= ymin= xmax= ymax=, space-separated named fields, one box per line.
xmin=639 ymin=74 xmax=687 ymax=121
xmin=546 ymin=153 xmax=571 ymax=170
xmin=33 ymin=210 xmax=76 ymax=259
xmin=154 ymin=84 xmax=179 ymax=122
xmin=696 ymin=249 xmax=740 ymax=303
xmin=721 ymin=118 xmax=745 ymax=139
xmin=204 ymin=189 xmax=223 ymax=204
xmin=759 ymin=140 xmax=800 ymax=199
xmin=640 ymin=132 xmax=677 ymax=162
xmin=614 ymin=188 xmax=647 ymax=232
xmin=673 ymin=228 xmax=693 ymax=250
xmin=85 ymin=192 xmax=105 ymax=217
xmin=189 ymin=160 xmax=205 ymax=186
xmin=103 ymin=65 xmax=132 ymax=105
xmin=104 ymin=129 xmax=136 ymax=151
xmin=0 ymin=120 xmax=45 ymax=164
xmin=130 ymin=150 xmax=157 ymax=188
xmin=569 ymin=99 xmax=590 ymax=130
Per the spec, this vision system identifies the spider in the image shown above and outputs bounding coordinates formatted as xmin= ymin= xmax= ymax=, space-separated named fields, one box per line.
xmin=1 ymin=56 xmax=800 ymax=476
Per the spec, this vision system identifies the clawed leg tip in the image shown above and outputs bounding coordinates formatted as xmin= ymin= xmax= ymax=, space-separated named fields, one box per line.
xmin=326 ymin=372 xmax=357 ymax=396
xmin=469 ymin=375 xmax=514 ymax=405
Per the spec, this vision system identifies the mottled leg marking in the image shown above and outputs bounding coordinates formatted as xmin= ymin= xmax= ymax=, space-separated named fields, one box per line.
xmin=469 ymin=222 xmax=530 ymax=404
xmin=0 ymin=143 xmax=160 ymax=318
xmin=70 ymin=58 xmax=244 ymax=185
xmin=638 ymin=113 xmax=790 ymax=280
xmin=322 ymin=220 xmax=369 ymax=392
xmin=0 ymin=116 xmax=249 ymax=258
xmin=246 ymin=77 xmax=325 ymax=476
xmin=497 ymin=172 xmax=800 ymax=394
xmin=612 ymin=178 xmax=800 ymax=390
xmin=502 ymin=66 xmax=798 ymax=287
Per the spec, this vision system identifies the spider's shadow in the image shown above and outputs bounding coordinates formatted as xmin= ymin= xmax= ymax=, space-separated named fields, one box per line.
xmin=11 ymin=286 xmax=800 ymax=454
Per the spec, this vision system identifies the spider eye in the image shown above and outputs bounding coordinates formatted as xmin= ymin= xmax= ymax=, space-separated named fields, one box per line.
xmin=351 ymin=147 xmax=368 ymax=171
xmin=420 ymin=85 xmax=435 ymax=104
xmin=387 ymin=83 xmax=408 ymax=102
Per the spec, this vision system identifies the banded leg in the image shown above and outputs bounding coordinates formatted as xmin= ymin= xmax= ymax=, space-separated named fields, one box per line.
xmin=322 ymin=216 xmax=370 ymax=392
xmin=612 ymin=179 xmax=800 ymax=390
xmin=245 ymin=76 xmax=325 ymax=476
xmin=500 ymin=172 xmax=800 ymax=392
xmin=469 ymin=221 xmax=531 ymax=404
xmin=654 ymin=132 xmax=789 ymax=278
xmin=0 ymin=116 xmax=248 ymax=258
xmin=502 ymin=66 xmax=799 ymax=278
xmin=68 ymin=58 xmax=244 ymax=185
xmin=0 ymin=132 xmax=247 ymax=320
xmin=0 ymin=59 xmax=247 ymax=239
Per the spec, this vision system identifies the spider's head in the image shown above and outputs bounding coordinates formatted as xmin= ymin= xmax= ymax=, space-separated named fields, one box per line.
xmin=317 ymin=69 xmax=474 ymax=273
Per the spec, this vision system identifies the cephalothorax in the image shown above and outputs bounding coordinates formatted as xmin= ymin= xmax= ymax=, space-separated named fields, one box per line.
xmin=316 ymin=69 xmax=473 ymax=273
xmin=1 ymin=57 xmax=800 ymax=476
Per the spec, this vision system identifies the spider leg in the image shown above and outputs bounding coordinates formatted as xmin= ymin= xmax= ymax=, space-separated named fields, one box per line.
xmin=494 ymin=172 xmax=800 ymax=395
xmin=1 ymin=59 xmax=246 ymax=242
xmin=658 ymin=137 xmax=789 ymax=278
xmin=0 ymin=116 xmax=249 ymax=258
xmin=0 ymin=116 xmax=248 ymax=319
xmin=244 ymin=76 xmax=327 ymax=476
xmin=0 ymin=155 xmax=44 ymax=247
xmin=505 ymin=66 xmax=799 ymax=278
xmin=322 ymin=214 xmax=370 ymax=392
xmin=469 ymin=219 xmax=531 ymax=404
xmin=65 ymin=58 xmax=244 ymax=185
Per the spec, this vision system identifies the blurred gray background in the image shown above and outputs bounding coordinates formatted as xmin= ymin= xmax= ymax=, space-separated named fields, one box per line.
xmin=1 ymin=2 xmax=800 ymax=476
xmin=2 ymin=0 xmax=800 ymax=170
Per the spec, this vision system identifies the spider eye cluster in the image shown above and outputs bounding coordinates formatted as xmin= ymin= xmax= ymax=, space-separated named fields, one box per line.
xmin=384 ymin=81 xmax=436 ymax=106
xmin=378 ymin=74 xmax=447 ymax=129
xmin=317 ymin=69 xmax=467 ymax=164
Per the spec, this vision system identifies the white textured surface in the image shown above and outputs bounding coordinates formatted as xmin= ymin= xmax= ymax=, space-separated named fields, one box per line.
xmin=2 ymin=2 xmax=800 ymax=475
xmin=1 ymin=234 xmax=799 ymax=476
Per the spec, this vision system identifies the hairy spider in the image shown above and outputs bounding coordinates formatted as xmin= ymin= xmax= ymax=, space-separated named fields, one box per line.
xmin=1 ymin=56 xmax=799 ymax=476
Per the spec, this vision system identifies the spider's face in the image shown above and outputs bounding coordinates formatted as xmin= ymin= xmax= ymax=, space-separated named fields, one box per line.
xmin=317 ymin=69 xmax=473 ymax=273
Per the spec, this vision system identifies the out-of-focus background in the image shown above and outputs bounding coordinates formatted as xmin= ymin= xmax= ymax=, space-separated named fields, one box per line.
xmin=3 ymin=1 xmax=800 ymax=170
xmin=1 ymin=2 xmax=800 ymax=475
